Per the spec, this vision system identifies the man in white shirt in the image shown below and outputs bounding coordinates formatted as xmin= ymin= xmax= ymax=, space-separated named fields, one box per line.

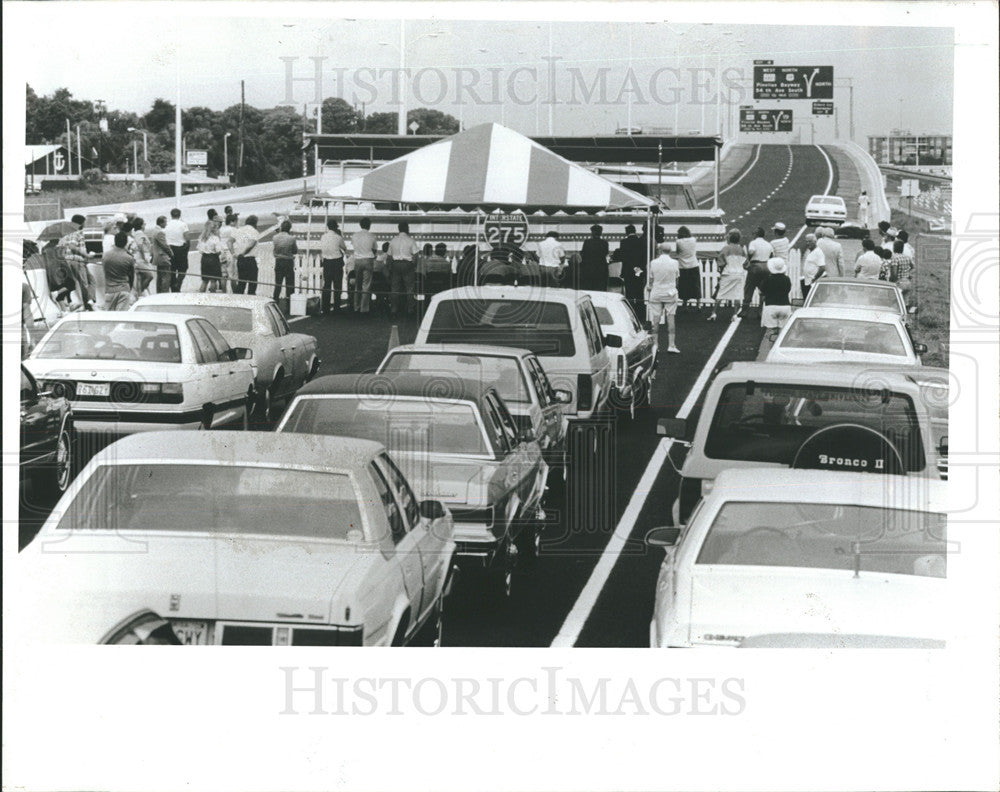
xmin=770 ymin=222 xmax=791 ymax=261
xmin=739 ymin=226 xmax=773 ymax=318
xmin=388 ymin=222 xmax=420 ymax=316
xmin=816 ymin=226 xmax=845 ymax=277
xmin=164 ymin=208 xmax=189 ymax=292
xmin=645 ymin=242 xmax=681 ymax=354
xmin=231 ymin=215 xmax=261 ymax=295
xmin=537 ymin=231 xmax=566 ymax=286
xmin=800 ymin=234 xmax=826 ymax=299
xmin=857 ymin=191 xmax=871 ymax=227
xmin=319 ymin=218 xmax=349 ymax=314
xmin=854 ymin=238 xmax=883 ymax=280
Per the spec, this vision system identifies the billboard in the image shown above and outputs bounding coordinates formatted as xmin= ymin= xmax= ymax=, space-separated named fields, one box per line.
xmin=753 ymin=65 xmax=834 ymax=100
xmin=812 ymin=101 xmax=834 ymax=116
xmin=739 ymin=108 xmax=793 ymax=133
xmin=185 ymin=149 xmax=209 ymax=167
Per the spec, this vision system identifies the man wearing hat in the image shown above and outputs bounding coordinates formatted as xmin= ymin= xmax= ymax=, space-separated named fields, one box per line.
xmin=580 ymin=224 xmax=610 ymax=291
xmin=816 ymin=226 xmax=845 ymax=277
xmin=761 ymin=257 xmax=792 ymax=339
xmin=646 ymin=242 xmax=681 ymax=354
xmin=770 ymin=222 xmax=791 ymax=261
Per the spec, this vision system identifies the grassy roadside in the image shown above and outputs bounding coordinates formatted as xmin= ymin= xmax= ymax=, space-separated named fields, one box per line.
xmin=911 ymin=231 xmax=950 ymax=368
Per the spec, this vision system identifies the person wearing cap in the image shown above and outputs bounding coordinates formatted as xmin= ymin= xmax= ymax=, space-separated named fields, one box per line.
xmin=761 ymin=257 xmax=792 ymax=339
xmin=611 ymin=224 xmax=648 ymax=316
xmin=854 ymin=238 xmax=882 ymax=280
xmin=800 ymin=233 xmax=826 ymax=299
xmin=770 ymin=222 xmax=790 ymax=261
xmin=580 ymin=224 xmax=610 ymax=291
xmin=56 ymin=213 xmax=98 ymax=310
xmin=816 ymin=225 xmax=845 ymax=277
xmin=737 ymin=226 xmax=772 ymax=319
xmin=645 ymin=242 xmax=681 ymax=354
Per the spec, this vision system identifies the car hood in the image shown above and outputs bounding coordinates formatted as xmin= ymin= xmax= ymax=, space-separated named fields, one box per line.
xmin=391 ymin=453 xmax=496 ymax=508
xmin=685 ymin=566 xmax=946 ymax=646
xmin=18 ymin=532 xmax=367 ymax=643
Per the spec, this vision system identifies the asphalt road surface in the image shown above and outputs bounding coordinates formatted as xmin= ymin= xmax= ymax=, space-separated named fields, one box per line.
xmin=19 ymin=144 xmax=842 ymax=647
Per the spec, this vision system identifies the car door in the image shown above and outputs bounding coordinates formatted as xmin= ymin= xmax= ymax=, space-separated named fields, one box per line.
xmin=186 ymin=320 xmax=229 ymax=412
xmin=621 ymin=297 xmax=656 ymax=380
xmin=20 ymin=367 xmax=55 ymax=465
xmin=486 ymin=391 xmax=540 ymax=521
xmin=197 ymin=318 xmax=249 ymax=406
xmin=369 ymin=459 xmax=424 ymax=636
xmin=379 ymin=452 xmax=450 ymax=618
xmin=525 ymin=356 xmax=564 ymax=450
xmin=579 ymin=300 xmax=610 ymax=409
xmin=264 ymin=303 xmax=303 ymax=393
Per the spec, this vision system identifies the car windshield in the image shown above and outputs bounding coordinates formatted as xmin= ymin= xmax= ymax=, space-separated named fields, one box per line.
xmin=696 ymin=502 xmax=947 ymax=577
xmin=34 ymin=319 xmax=182 ymax=363
xmin=426 ymin=299 xmax=575 ymax=358
xmin=808 ymin=283 xmax=901 ymax=312
xmin=381 ymin=353 xmax=530 ymax=404
xmin=778 ymin=318 xmax=907 ymax=357
xmin=705 ymin=382 xmax=926 ymax=472
xmin=141 ymin=304 xmax=253 ymax=333
xmin=283 ymin=397 xmax=489 ymax=455
xmin=56 ymin=464 xmax=363 ymax=539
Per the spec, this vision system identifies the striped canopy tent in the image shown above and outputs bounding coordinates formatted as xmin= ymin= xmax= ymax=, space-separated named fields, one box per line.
xmin=327 ymin=122 xmax=657 ymax=214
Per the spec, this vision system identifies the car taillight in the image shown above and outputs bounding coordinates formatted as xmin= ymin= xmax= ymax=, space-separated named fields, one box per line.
xmin=137 ymin=382 xmax=183 ymax=403
xmin=577 ymin=374 xmax=594 ymax=411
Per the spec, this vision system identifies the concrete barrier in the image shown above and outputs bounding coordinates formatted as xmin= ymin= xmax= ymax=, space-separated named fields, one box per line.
xmin=830 ymin=140 xmax=891 ymax=227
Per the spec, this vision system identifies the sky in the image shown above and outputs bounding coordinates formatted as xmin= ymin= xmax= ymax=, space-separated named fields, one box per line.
xmin=8 ymin=3 xmax=954 ymax=146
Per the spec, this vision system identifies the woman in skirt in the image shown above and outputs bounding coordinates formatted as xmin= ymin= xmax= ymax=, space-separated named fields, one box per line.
xmin=197 ymin=220 xmax=225 ymax=293
xmin=707 ymin=229 xmax=747 ymax=321
xmin=674 ymin=225 xmax=701 ymax=309
xmin=761 ymin=257 xmax=792 ymax=341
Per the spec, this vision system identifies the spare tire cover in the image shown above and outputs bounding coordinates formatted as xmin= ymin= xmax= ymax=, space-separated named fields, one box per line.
xmin=791 ymin=423 xmax=905 ymax=475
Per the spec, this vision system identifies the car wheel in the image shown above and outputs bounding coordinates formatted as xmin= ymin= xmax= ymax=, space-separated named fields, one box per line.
xmin=199 ymin=404 xmax=215 ymax=430
xmin=34 ymin=424 xmax=73 ymax=498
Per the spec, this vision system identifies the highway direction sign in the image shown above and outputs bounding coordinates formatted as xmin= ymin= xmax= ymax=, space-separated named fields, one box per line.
xmin=754 ymin=65 xmax=834 ymax=100
xmin=812 ymin=101 xmax=834 ymax=116
xmin=739 ymin=108 xmax=793 ymax=133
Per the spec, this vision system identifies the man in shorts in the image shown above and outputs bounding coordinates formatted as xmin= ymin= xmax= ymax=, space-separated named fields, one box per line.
xmin=645 ymin=242 xmax=681 ymax=355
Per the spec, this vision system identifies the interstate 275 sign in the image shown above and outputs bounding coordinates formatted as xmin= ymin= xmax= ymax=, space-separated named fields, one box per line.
xmin=754 ymin=65 xmax=834 ymax=100
xmin=484 ymin=212 xmax=529 ymax=248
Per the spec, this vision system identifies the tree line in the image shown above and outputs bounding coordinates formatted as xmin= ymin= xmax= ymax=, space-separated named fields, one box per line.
xmin=26 ymin=86 xmax=459 ymax=186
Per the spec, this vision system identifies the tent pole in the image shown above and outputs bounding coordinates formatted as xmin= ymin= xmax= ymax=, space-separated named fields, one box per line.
xmin=713 ymin=144 xmax=720 ymax=211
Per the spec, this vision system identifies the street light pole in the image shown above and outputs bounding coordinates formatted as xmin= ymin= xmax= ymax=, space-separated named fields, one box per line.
xmin=224 ymin=132 xmax=232 ymax=179
xmin=398 ymin=20 xmax=407 ymax=135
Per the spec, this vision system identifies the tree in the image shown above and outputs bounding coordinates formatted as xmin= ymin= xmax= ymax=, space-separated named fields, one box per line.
xmin=363 ymin=112 xmax=396 ymax=133
xmin=144 ymin=99 xmax=176 ymax=133
xmin=25 ymin=86 xmax=95 ymax=144
xmin=407 ymin=108 xmax=459 ymax=135
xmin=320 ymin=97 xmax=362 ymax=133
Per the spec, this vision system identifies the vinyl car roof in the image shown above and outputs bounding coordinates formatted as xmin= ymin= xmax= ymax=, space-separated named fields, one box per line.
xmin=386 ymin=343 xmax=535 ymax=360
xmin=784 ymin=306 xmax=906 ymax=324
xmin=90 ymin=431 xmax=385 ymax=472
xmin=296 ymin=372 xmax=494 ymax=408
xmin=717 ymin=361 xmax=921 ymax=388
xmin=133 ymin=293 xmax=274 ymax=310
xmin=429 ymin=285 xmax=591 ymax=304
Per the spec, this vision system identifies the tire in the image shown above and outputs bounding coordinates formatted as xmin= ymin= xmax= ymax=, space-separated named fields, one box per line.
xmin=33 ymin=423 xmax=73 ymax=499
xmin=199 ymin=404 xmax=215 ymax=430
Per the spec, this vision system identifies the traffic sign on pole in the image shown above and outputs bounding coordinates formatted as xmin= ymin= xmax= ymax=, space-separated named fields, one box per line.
xmin=812 ymin=101 xmax=834 ymax=116
xmin=754 ymin=66 xmax=834 ymax=99
xmin=740 ymin=108 xmax=793 ymax=133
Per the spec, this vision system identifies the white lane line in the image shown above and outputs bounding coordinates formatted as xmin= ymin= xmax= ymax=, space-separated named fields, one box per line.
xmin=789 ymin=145 xmax=835 ymax=248
xmin=550 ymin=317 xmax=743 ymax=648
xmin=697 ymin=144 xmax=762 ymax=206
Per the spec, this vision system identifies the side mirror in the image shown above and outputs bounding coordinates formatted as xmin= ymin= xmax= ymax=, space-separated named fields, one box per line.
xmin=553 ymin=389 xmax=573 ymax=405
xmin=912 ymin=342 xmax=928 ymax=354
xmin=604 ymin=334 xmax=623 ymax=348
xmin=645 ymin=527 xmax=681 ymax=548
xmin=419 ymin=499 xmax=446 ymax=521
xmin=657 ymin=417 xmax=687 ymax=438
xmin=225 ymin=347 xmax=253 ymax=361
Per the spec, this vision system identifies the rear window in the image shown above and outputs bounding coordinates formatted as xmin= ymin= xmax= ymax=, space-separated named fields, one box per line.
xmin=807 ymin=283 xmax=902 ymax=312
xmin=35 ymin=319 xmax=182 ymax=363
xmin=779 ymin=318 xmax=907 ymax=357
xmin=426 ymin=299 xmax=576 ymax=358
xmin=141 ymin=304 xmax=253 ymax=333
xmin=381 ymin=352 xmax=530 ymax=404
xmin=812 ymin=197 xmax=845 ymax=206
xmin=56 ymin=464 xmax=363 ymax=540
xmin=704 ymin=382 xmax=926 ymax=472
xmin=696 ymin=502 xmax=947 ymax=577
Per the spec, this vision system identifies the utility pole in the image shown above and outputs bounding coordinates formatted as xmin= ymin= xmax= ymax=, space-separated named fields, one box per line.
xmin=66 ymin=119 xmax=73 ymax=176
xmin=237 ymin=80 xmax=245 ymax=188
xmin=76 ymin=124 xmax=83 ymax=175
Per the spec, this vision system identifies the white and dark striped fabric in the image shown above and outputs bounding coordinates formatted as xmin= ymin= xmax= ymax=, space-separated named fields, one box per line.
xmin=327 ymin=123 xmax=656 ymax=212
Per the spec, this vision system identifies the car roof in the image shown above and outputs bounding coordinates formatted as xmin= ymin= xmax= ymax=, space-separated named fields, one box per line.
xmin=787 ymin=307 xmax=904 ymax=324
xmin=133 ymin=293 xmax=271 ymax=310
xmin=386 ymin=343 xmax=533 ymax=360
xmin=811 ymin=277 xmax=900 ymax=289
xmin=711 ymin=468 xmax=948 ymax=511
xmin=718 ymin=361 xmax=919 ymax=388
xmin=89 ymin=431 xmax=383 ymax=472
xmin=296 ymin=372 xmax=493 ymax=407
xmin=54 ymin=310 xmax=196 ymax=327
xmin=429 ymin=285 xmax=589 ymax=304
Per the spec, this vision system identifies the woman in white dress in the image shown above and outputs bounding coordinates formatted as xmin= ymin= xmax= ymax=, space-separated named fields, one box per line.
xmin=707 ymin=229 xmax=748 ymax=321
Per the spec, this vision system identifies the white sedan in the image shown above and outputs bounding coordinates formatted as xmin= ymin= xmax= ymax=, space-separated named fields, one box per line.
xmin=805 ymin=194 xmax=848 ymax=226
xmin=648 ymin=468 xmax=952 ymax=648
xmin=24 ymin=311 xmax=255 ymax=434
xmin=18 ymin=432 xmax=456 ymax=646
xmin=585 ymin=290 xmax=657 ymax=415
xmin=765 ymin=307 xmax=926 ymax=366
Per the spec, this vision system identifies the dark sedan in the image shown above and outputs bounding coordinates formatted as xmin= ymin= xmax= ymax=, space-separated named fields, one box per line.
xmin=20 ymin=364 xmax=74 ymax=499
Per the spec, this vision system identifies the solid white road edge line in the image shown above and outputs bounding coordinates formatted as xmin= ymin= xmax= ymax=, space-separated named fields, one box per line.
xmin=550 ymin=317 xmax=743 ymax=647
xmin=788 ymin=145 xmax=836 ymax=248
xmin=697 ymin=144 xmax=762 ymax=206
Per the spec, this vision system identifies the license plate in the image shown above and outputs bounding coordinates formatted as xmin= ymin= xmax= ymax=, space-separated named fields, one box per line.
xmin=77 ymin=382 xmax=110 ymax=397
xmin=170 ymin=620 xmax=211 ymax=645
